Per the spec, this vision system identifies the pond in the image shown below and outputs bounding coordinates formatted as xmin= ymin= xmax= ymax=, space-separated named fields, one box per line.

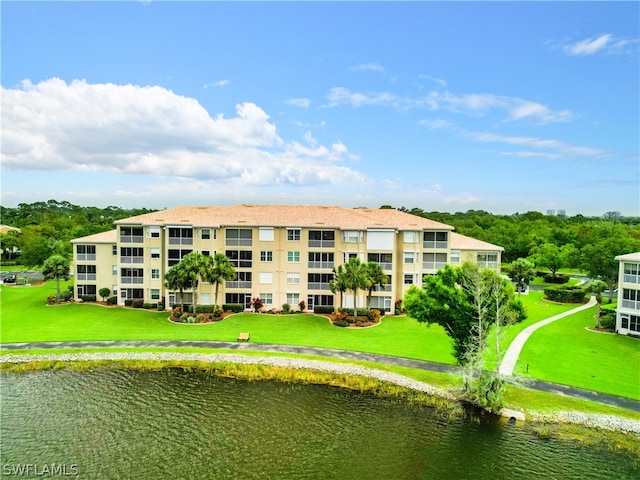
xmin=1 ymin=369 xmax=638 ymax=479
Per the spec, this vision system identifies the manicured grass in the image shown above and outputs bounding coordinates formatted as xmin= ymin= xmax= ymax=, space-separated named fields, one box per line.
xmin=0 ymin=264 xmax=28 ymax=272
xmin=0 ymin=281 xmax=456 ymax=365
xmin=516 ymin=307 xmax=640 ymax=400
xmin=530 ymin=276 xmax=581 ymax=287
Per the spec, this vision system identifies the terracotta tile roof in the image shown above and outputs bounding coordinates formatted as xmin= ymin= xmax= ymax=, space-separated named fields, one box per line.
xmin=114 ymin=205 xmax=454 ymax=231
xmin=70 ymin=229 xmax=117 ymax=244
xmin=450 ymin=232 xmax=503 ymax=251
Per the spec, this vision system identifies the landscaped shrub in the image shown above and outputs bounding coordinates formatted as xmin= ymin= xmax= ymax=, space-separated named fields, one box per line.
xmin=298 ymin=300 xmax=306 ymax=312
xmin=132 ymin=299 xmax=144 ymax=308
xmin=196 ymin=314 xmax=205 ymax=323
xmin=340 ymin=308 xmax=368 ymax=317
xmin=394 ymin=299 xmax=403 ymax=315
xmin=157 ymin=303 xmax=164 ymax=311
xmin=172 ymin=306 xmax=182 ymax=318
xmin=61 ymin=290 xmax=73 ymax=302
xmin=125 ymin=299 xmax=134 ymax=307
xmin=313 ymin=306 xmax=334 ymax=314
xmin=143 ymin=303 xmax=157 ymax=309
xmin=544 ymin=286 xmax=586 ymax=303
xmin=333 ymin=310 xmax=350 ymax=327
xmin=81 ymin=295 xmax=97 ymax=302
xmin=367 ymin=309 xmax=381 ymax=322
xmin=223 ymin=304 xmax=243 ymax=313
xmin=107 ymin=296 xmax=117 ymax=305
xmin=180 ymin=313 xmax=189 ymax=322
xmin=212 ymin=305 xmax=223 ymax=318
xmin=47 ymin=295 xmax=57 ymax=305
xmin=99 ymin=287 xmax=111 ymax=302
xmin=543 ymin=274 xmax=570 ymax=284
xmin=282 ymin=303 xmax=291 ymax=314
xmin=599 ymin=311 xmax=616 ymax=330
xmin=192 ymin=305 xmax=217 ymax=314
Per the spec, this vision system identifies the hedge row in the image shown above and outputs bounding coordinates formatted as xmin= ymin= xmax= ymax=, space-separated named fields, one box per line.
xmin=544 ymin=285 xmax=586 ymax=303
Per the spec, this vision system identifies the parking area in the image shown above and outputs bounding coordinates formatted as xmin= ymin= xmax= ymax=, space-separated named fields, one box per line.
xmin=1 ymin=271 xmax=45 ymax=284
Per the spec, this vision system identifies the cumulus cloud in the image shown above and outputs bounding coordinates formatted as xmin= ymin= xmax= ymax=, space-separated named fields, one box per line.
xmin=561 ymin=33 xmax=633 ymax=56
xmin=285 ymin=97 xmax=311 ymax=108
xmin=1 ymin=78 xmax=367 ymax=186
xmin=326 ymin=87 xmax=572 ymax=124
xmin=203 ymin=80 xmax=230 ymax=88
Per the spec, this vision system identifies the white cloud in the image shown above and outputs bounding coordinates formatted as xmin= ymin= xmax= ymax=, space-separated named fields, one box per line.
xmin=1 ymin=78 xmax=367 ymax=186
xmin=203 ymin=80 xmax=230 ymax=88
xmin=418 ymin=74 xmax=447 ymax=88
xmin=350 ymin=63 xmax=384 ymax=72
xmin=418 ymin=118 xmax=452 ymax=129
xmin=285 ymin=97 xmax=311 ymax=108
xmin=326 ymin=87 xmax=572 ymax=124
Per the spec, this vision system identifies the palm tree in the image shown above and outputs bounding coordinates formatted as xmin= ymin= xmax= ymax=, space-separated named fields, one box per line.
xmin=343 ymin=257 xmax=370 ymax=322
xmin=164 ymin=263 xmax=191 ymax=314
xmin=588 ymin=279 xmax=608 ymax=328
xmin=364 ymin=261 xmax=388 ymax=308
xmin=204 ymin=253 xmax=237 ymax=308
xmin=43 ymin=254 xmax=70 ymax=303
xmin=180 ymin=251 xmax=210 ymax=312
xmin=329 ymin=264 xmax=349 ymax=310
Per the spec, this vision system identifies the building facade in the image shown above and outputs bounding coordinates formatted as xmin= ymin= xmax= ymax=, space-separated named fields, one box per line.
xmin=615 ymin=252 xmax=640 ymax=336
xmin=71 ymin=205 xmax=503 ymax=313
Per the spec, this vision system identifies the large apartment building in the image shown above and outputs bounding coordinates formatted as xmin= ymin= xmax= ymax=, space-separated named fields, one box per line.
xmin=615 ymin=252 xmax=640 ymax=336
xmin=70 ymin=205 xmax=503 ymax=313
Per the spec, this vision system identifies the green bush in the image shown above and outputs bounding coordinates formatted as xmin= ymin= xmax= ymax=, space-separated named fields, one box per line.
xmin=172 ymin=306 xmax=182 ymax=318
xmin=191 ymin=304 xmax=218 ymax=314
xmin=367 ymin=309 xmax=381 ymax=322
xmin=313 ymin=306 xmax=334 ymax=314
xmin=81 ymin=295 xmax=97 ymax=302
xmin=106 ymin=296 xmax=117 ymax=305
xmin=339 ymin=308 xmax=368 ymax=317
xmin=124 ymin=299 xmax=134 ymax=307
xmin=543 ymin=274 xmax=570 ymax=284
xmin=47 ymin=295 xmax=57 ymax=305
xmin=223 ymin=304 xmax=243 ymax=313
xmin=196 ymin=314 xmax=205 ymax=323
xmin=544 ymin=285 xmax=586 ymax=303
xmin=61 ymin=290 xmax=73 ymax=302
xmin=157 ymin=303 xmax=164 ymax=311
xmin=599 ymin=311 xmax=616 ymax=330
xmin=132 ymin=299 xmax=144 ymax=308
xmin=180 ymin=313 xmax=189 ymax=322
xmin=143 ymin=303 xmax=157 ymax=309
xmin=212 ymin=305 xmax=223 ymax=318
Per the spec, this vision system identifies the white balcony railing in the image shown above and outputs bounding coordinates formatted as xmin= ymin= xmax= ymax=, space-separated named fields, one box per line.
xmin=121 ymin=277 xmax=144 ymax=284
xmin=308 ymin=261 xmax=334 ymax=269
xmin=226 ymin=281 xmax=252 ymax=289
xmin=168 ymin=238 xmax=193 ymax=246
xmin=308 ymin=282 xmax=331 ymax=291
xmin=76 ymin=254 xmax=96 ymax=261
xmin=120 ymin=235 xmax=144 ymax=244
xmin=76 ymin=274 xmax=96 ymax=281
xmin=120 ymin=256 xmax=144 ymax=264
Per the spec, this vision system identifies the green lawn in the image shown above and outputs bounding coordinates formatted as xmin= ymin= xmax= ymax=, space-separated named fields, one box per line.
xmin=0 ymin=281 xmax=456 ymax=365
xmin=516 ymin=307 xmax=640 ymax=400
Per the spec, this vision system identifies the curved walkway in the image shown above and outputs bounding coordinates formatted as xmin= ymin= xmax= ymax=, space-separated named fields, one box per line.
xmin=2 ymin=336 xmax=639 ymax=413
xmin=498 ymin=296 xmax=597 ymax=376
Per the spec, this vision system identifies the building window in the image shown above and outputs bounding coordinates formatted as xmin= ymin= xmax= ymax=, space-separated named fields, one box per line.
xmin=287 ymin=251 xmax=300 ymax=263
xmin=112 ymin=245 xmax=117 ymax=256
xmin=76 ymin=245 xmax=96 ymax=261
xmin=308 ymin=273 xmax=333 ymax=290
xmin=622 ymin=289 xmax=640 ymax=310
xmin=201 ymin=293 xmax=211 ymax=305
xmin=623 ymin=263 xmax=640 ymax=284
xmin=151 ymin=289 xmax=160 ymax=300
xmin=477 ymin=253 xmax=498 ymax=269
xmin=226 ymin=250 xmax=252 ymax=268
xmin=403 ymin=252 xmax=416 ymax=264
xmin=343 ymin=252 xmax=359 ymax=263
xmin=259 ymin=293 xmax=273 ymax=305
xmin=121 ymin=268 xmax=144 ymax=284
xmin=369 ymin=296 xmax=392 ymax=313
xmin=403 ymin=231 xmax=418 ymax=243
xmin=308 ymin=252 xmax=334 ymax=269
xmin=150 ymin=248 xmax=160 ymax=259
xmin=226 ymin=229 xmax=252 ymax=246
xmin=620 ymin=314 xmax=639 ymax=332
xmin=76 ymin=265 xmax=97 ymax=281
xmin=151 ymin=269 xmax=160 ymax=279
xmin=286 ymin=293 xmax=300 ymax=305
xmin=120 ymin=226 xmax=144 ymax=244
xmin=287 ymin=272 xmax=301 ymax=284
xmin=259 ymin=227 xmax=274 ymax=242
xmin=201 ymin=228 xmax=211 ymax=240
xmin=168 ymin=249 xmax=192 ymax=267
xmin=112 ymin=285 xmax=117 ymax=297
xmin=423 ymin=253 xmax=447 ymax=270
xmin=259 ymin=272 xmax=273 ymax=284
xmin=202 ymin=250 xmax=210 ymax=257
xmin=225 ymin=293 xmax=251 ymax=309
xmin=76 ymin=284 xmax=97 ymax=297
xmin=121 ymin=247 xmax=144 ymax=264
xmin=423 ymin=231 xmax=448 ymax=249
xmin=307 ymin=295 xmax=334 ymax=310
xmin=342 ymin=230 xmax=362 ymax=243
xmin=149 ymin=226 xmax=161 ymax=238
xmin=308 ymin=230 xmax=335 ymax=248
xmin=450 ymin=250 xmax=461 ymax=263
xmin=287 ymin=229 xmax=301 ymax=241
xmin=404 ymin=274 xmax=414 ymax=285
xmin=260 ymin=251 xmax=273 ymax=262
xmin=227 ymin=272 xmax=252 ymax=288
xmin=368 ymin=253 xmax=392 ymax=270
xmin=112 ymin=265 xmax=117 ymax=276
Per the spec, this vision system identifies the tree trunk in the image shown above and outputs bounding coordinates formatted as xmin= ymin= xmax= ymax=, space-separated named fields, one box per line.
xmin=353 ymin=288 xmax=358 ymax=322
xmin=56 ymin=275 xmax=61 ymax=303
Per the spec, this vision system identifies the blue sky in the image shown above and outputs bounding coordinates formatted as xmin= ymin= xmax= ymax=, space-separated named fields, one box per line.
xmin=2 ymin=1 xmax=638 ymax=216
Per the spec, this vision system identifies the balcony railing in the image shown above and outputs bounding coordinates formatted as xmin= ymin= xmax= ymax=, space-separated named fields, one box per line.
xmin=621 ymin=299 xmax=640 ymax=311
xmin=168 ymin=237 xmax=193 ymax=246
xmin=423 ymin=262 xmax=446 ymax=270
xmin=120 ymin=256 xmax=144 ymax=264
xmin=76 ymin=274 xmax=96 ymax=281
xmin=374 ymin=283 xmax=392 ymax=292
xmin=120 ymin=235 xmax=144 ymax=244
xmin=226 ymin=281 xmax=252 ymax=289
xmin=423 ymin=241 xmax=448 ymax=249
xmin=76 ymin=254 xmax=96 ymax=261
xmin=226 ymin=239 xmax=252 ymax=246
xmin=623 ymin=274 xmax=640 ymax=284
xmin=374 ymin=262 xmax=393 ymax=271
xmin=121 ymin=277 xmax=144 ymax=284
xmin=308 ymin=261 xmax=334 ymax=269
xmin=308 ymin=282 xmax=331 ymax=291
xmin=308 ymin=240 xmax=335 ymax=248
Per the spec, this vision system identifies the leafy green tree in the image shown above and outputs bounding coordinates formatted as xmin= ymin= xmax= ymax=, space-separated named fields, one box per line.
xmin=329 ymin=264 xmax=349 ymax=310
xmin=0 ymin=230 xmax=21 ymax=262
xmin=529 ymin=242 xmax=577 ymax=278
xmin=581 ymin=236 xmax=638 ymax=302
xmin=587 ymin=280 xmax=608 ymax=328
xmin=180 ymin=251 xmax=211 ymax=311
xmin=508 ymin=258 xmax=536 ymax=294
xmin=364 ymin=261 xmax=388 ymax=308
xmin=203 ymin=253 xmax=237 ymax=308
xmin=42 ymin=254 xmax=70 ymax=303
xmin=343 ymin=257 xmax=370 ymax=321
xmin=99 ymin=287 xmax=111 ymax=302
xmin=164 ymin=263 xmax=192 ymax=313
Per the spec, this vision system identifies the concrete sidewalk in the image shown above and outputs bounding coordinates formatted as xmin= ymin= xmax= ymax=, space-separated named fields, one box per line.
xmin=498 ymin=296 xmax=597 ymax=376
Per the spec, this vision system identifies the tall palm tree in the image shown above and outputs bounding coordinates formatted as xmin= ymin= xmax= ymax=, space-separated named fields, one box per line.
xmin=43 ymin=254 xmax=70 ymax=303
xmin=343 ymin=257 xmax=370 ymax=322
xmin=204 ymin=253 xmax=237 ymax=308
xmin=364 ymin=261 xmax=388 ymax=308
xmin=180 ymin=251 xmax=209 ymax=312
xmin=329 ymin=264 xmax=349 ymax=311
xmin=588 ymin=279 xmax=608 ymax=328
xmin=164 ymin=263 xmax=191 ymax=314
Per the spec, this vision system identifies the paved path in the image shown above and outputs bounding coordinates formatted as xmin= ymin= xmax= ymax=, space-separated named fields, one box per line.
xmin=498 ymin=296 xmax=597 ymax=376
xmin=3 ymin=336 xmax=639 ymax=413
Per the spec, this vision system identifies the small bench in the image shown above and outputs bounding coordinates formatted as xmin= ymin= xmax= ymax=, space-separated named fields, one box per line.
xmin=237 ymin=332 xmax=250 ymax=342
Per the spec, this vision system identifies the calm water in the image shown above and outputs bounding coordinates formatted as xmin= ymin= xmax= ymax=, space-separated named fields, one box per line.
xmin=1 ymin=369 xmax=638 ymax=479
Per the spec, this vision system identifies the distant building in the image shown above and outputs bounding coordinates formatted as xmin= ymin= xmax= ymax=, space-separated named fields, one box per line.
xmin=0 ymin=225 xmax=21 ymax=235
xmin=71 ymin=204 xmax=504 ymax=312
xmin=546 ymin=210 xmax=555 ymax=216
xmin=615 ymin=252 xmax=640 ymax=336
xmin=557 ymin=209 xmax=566 ymax=217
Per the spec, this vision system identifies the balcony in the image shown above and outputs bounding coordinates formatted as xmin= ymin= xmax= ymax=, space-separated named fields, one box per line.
xmin=308 ymin=261 xmax=334 ymax=269
xmin=308 ymin=282 xmax=331 ymax=291
xmin=121 ymin=276 xmax=144 ymax=285
xmin=169 ymin=237 xmax=194 ymax=246
xmin=76 ymin=274 xmax=97 ymax=281
xmin=308 ymin=240 xmax=335 ymax=248
xmin=623 ymin=274 xmax=640 ymax=284
xmin=622 ymin=299 xmax=640 ymax=311
xmin=76 ymin=254 xmax=96 ymax=261
xmin=226 ymin=281 xmax=252 ymax=289
xmin=423 ymin=262 xmax=446 ymax=271
xmin=120 ymin=256 xmax=144 ymax=264
xmin=374 ymin=283 xmax=392 ymax=292
xmin=120 ymin=235 xmax=144 ymax=244
xmin=423 ymin=241 xmax=448 ymax=249
xmin=374 ymin=262 xmax=393 ymax=271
